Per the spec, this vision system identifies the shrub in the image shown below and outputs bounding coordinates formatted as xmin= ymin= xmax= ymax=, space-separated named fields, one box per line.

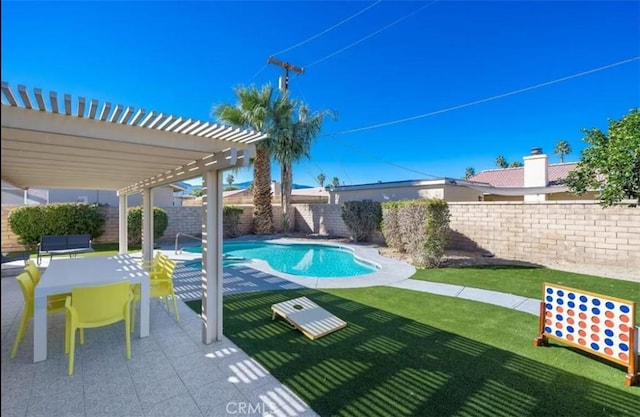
xmin=8 ymin=203 xmax=106 ymax=249
xmin=341 ymin=200 xmax=382 ymax=242
xmin=223 ymin=205 xmax=243 ymax=238
xmin=127 ymin=206 xmax=169 ymax=245
xmin=380 ymin=199 xmax=451 ymax=268
xmin=397 ymin=200 xmax=430 ymax=261
xmin=381 ymin=201 xmax=402 ymax=251
xmin=423 ymin=199 xmax=451 ymax=268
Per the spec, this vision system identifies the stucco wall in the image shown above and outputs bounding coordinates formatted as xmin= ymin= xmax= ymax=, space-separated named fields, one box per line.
xmin=330 ymin=186 xmax=445 ymax=204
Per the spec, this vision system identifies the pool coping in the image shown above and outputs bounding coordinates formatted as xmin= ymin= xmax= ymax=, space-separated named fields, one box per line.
xmin=169 ymin=238 xmax=416 ymax=289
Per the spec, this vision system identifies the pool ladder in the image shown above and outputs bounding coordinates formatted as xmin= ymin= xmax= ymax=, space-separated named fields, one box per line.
xmin=174 ymin=232 xmax=202 ymax=254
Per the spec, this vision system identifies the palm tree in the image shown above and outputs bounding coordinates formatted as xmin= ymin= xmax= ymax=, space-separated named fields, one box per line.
xmin=464 ymin=167 xmax=475 ymax=179
xmin=226 ymin=174 xmax=234 ymax=187
xmin=554 ymin=140 xmax=572 ymax=163
xmin=317 ymin=173 xmax=326 ymax=188
xmin=509 ymin=161 xmax=523 ymax=168
xmin=271 ymin=101 xmax=334 ymax=233
xmin=213 ymin=84 xmax=281 ymax=234
xmin=496 ymin=156 xmax=508 ymax=168
xmin=332 ymin=177 xmax=340 ymax=188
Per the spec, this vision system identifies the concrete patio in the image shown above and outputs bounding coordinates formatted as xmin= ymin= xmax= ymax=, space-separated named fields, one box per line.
xmin=0 ymin=261 xmax=318 ymax=417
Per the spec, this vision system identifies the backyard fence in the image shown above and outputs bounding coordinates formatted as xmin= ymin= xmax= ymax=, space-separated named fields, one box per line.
xmin=3 ymin=201 xmax=639 ymax=270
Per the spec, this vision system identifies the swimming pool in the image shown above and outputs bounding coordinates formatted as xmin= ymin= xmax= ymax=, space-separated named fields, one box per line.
xmin=183 ymin=241 xmax=379 ymax=278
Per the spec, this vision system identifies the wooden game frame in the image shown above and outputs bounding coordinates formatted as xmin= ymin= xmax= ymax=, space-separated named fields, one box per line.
xmin=533 ymin=283 xmax=638 ymax=387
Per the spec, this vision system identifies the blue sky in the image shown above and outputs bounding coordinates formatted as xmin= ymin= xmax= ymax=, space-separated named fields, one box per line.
xmin=2 ymin=0 xmax=639 ymax=187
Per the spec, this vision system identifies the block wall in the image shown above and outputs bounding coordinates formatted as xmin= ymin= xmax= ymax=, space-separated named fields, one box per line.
xmin=446 ymin=201 xmax=640 ymax=269
xmin=4 ymin=202 xmax=638 ymax=271
xmin=293 ymin=201 xmax=640 ymax=270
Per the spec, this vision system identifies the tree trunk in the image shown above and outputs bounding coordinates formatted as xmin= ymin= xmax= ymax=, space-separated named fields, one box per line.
xmin=281 ymin=162 xmax=293 ymax=234
xmin=252 ymin=147 xmax=273 ymax=235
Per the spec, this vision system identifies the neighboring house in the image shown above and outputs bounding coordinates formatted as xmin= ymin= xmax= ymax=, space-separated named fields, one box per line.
xmin=328 ymin=178 xmax=483 ymax=204
xmin=291 ymin=187 xmax=329 ymax=204
xmin=1 ymin=181 xmax=188 ymax=207
xmin=467 ymin=148 xmax=597 ymax=201
xmin=184 ymin=181 xmax=328 ymax=206
xmin=328 ymin=148 xmax=596 ymax=204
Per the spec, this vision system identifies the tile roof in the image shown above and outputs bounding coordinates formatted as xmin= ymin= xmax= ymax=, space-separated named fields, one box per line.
xmin=469 ymin=162 xmax=577 ymax=187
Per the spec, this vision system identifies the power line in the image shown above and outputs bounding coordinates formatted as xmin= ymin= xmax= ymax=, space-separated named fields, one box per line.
xmin=305 ymin=0 xmax=441 ymax=68
xmin=327 ymin=134 xmax=441 ymax=179
xmin=271 ymin=1 xmax=383 ymax=57
xmin=332 ymin=56 xmax=640 ymax=136
xmin=247 ymin=64 xmax=268 ymax=83
xmin=320 ymin=56 xmax=640 ymax=179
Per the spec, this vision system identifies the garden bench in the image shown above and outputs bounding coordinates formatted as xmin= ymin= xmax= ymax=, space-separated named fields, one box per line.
xmin=37 ymin=234 xmax=94 ymax=265
xmin=1 ymin=251 xmax=29 ymax=265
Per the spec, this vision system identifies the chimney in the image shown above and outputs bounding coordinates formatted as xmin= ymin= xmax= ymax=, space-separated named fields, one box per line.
xmin=523 ymin=147 xmax=548 ymax=202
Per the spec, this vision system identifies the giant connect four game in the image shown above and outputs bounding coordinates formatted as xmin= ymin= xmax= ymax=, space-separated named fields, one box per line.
xmin=533 ymin=283 xmax=637 ymax=386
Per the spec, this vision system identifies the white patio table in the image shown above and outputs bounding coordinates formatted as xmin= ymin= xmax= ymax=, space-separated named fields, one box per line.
xmin=33 ymin=254 xmax=150 ymax=362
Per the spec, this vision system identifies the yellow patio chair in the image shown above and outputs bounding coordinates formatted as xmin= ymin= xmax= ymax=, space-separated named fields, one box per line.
xmin=24 ymin=260 xmax=41 ymax=285
xmin=131 ymin=257 xmax=179 ymax=332
xmin=138 ymin=252 xmax=172 ymax=275
xmin=24 ymin=259 xmax=71 ymax=304
xmin=10 ymin=272 xmax=67 ymax=359
xmin=65 ymin=281 xmax=133 ymax=376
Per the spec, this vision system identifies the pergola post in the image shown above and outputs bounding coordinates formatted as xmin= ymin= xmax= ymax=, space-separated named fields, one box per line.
xmin=118 ymin=194 xmax=128 ymax=255
xmin=201 ymin=168 xmax=224 ymax=344
xmin=142 ymin=188 xmax=154 ymax=262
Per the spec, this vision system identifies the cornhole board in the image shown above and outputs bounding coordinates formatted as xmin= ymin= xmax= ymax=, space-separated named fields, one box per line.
xmin=271 ymin=296 xmax=347 ymax=340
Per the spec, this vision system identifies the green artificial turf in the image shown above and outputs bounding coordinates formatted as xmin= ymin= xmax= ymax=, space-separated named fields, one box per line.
xmin=187 ymin=287 xmax=639 ymax=417
xmin=411 ymin=266 xmax=639 ymax=321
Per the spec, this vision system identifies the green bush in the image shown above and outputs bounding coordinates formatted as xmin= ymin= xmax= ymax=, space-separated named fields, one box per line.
xmin=380 ymin=199 xmax=451 ymax=268
xmin=223 ymin=205 xmax=243 ymax=238
xmin=127 ymin=206 xmax=169 ymax=245
xmin=341 ymin=200 xmax=382 ymax=242
xmin=8 ymin=203 xmax=106 ymax=248
xmin=380 ymin=201 xmax=402 ymax=251
xmin=423 ymin=199 xmax=451 ymax=268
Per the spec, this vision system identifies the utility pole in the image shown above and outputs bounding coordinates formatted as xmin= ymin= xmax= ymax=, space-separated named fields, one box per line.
xmin=267 ymin=56 xmax=304 ymax=92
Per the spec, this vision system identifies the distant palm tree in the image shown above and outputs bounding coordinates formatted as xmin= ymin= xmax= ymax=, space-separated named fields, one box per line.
xmin=509 ymin=161 xmax=523 ymax=168
xmin=226 ymin=174 xmax=235 ymax=187
xmin=317 ymin=173 xmax=326 ymax=187
xmin=332 ymin=177 xmax=340 ymax=188
xmin=554 ymin=140 xmax=572 ymax=163
xmin=496 ymin=156 xmax=508 ymax=168
xmin=464 ymin=167 xmax=475 ymax=179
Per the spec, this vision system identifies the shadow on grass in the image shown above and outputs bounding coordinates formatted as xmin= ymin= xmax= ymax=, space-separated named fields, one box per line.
xmin=187 ymin=289 xmax=638 ymax=417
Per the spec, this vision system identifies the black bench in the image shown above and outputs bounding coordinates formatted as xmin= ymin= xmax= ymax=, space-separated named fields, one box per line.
xmin=1 ymin=251 xmax=29 ymax=265
xmin=37 ymin=234 xmax=95 ymax=265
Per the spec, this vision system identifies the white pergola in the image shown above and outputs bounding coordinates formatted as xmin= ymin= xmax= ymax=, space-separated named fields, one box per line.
xmin=1 ymin=81 xmax=266 ymax=344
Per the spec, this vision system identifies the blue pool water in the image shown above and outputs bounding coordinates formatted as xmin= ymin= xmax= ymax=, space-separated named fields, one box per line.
xmin=183 ymin=241 xmax=378 ymax=278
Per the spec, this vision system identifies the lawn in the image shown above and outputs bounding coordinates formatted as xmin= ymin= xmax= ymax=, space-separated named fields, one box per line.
xmin=187 ymin=281 xmax=639 ymax=416
xmin=412 ymin=265 xmax=639 ymax=321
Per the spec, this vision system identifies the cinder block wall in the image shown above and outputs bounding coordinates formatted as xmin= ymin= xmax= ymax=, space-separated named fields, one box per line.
xmin=447 ymin=201 xmax=640 ymax=268
xmin=1 ymin=205 xmax=22 ymax=251
xmin=293 ymin=201 xmax=640 ymax=269
xmin=4 ymin=202 xmax=638 ymax=270
xmin=2 ymin=204 xmax=287 ymax=252
xmin=294 ymin=204 xmax=349 ymax=236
